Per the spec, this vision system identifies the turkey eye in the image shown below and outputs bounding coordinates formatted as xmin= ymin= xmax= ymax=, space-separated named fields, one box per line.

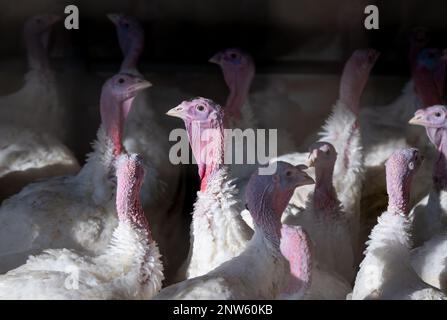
xmin=435 ymin=112 xmax=441 ymax=117
xmin=196 ymin=105 xmax=205 ymax=111
xmin=118 ymin=78 xmax=125 ymax=84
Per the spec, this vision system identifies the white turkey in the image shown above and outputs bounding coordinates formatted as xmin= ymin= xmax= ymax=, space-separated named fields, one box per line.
xmin=0 ymin=14 xmax=79 ymax=200
xmin=166 ymin=97 xmax=253 ymax=280
xmin=108 ymin=13 xmax=187 ymax=283
xmin=0 ymin=73 xmax=151 ymax=274
xmin=406 ymin=105 xmax=447 ymax=291
xmin=209 ymin=48 xmax=296 ymax=198
xmin=0 ymin=153 xmax=164 ymax=299
xmin=360 ymin=46 xmax=447 ymax=221
xmin=408 ymin=105 xmax=447 ymax=244
xmin=275 ymin=49 xmax=379 ymax=255
xmin=283 ymin=142 xmax=355 ymax=285
xmin=351 ymin=148 xmax=445 ymax=300
xmin=153 ymin=161 xmax=314 ymax=299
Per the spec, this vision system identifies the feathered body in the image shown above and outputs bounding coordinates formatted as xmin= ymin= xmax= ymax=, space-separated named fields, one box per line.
xmin=352 ymin=148 xmax=445 ymax=300
xmin=166 ymin=98 xmax=253 ymax=280
xmin=0 ymin=154 xmax=164 ymax=299
xmin=0 ymin=15 xmax=79 ymax=199
xmin=108 ymin=14 xmax=187 ymax=281
xmin=352 ymin=211 xmax=444 ymax=299
xmin=154 ymin=161 xmax=314 ymax=300
xmin=183 ymin=167 xmax=253 ymax=279
xmin=0 ymin=74 xmax=151 ymax=273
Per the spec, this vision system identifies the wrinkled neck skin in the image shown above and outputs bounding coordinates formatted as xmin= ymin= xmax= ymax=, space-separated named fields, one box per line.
xmin=25 ymin=31 xmax=50 ymax=72
xmin=224 ymin=70 xmax=252 ymax=123
xmin=185 ymin=119 xmax=225 ymax=191
xmin=313 ymin=164 xmax=339 ymax=213
xmin=100 ymin=94 xmax=134 ymax=156
xmin=386 ymin=173 xmax=411 ymax=215
xmin=428 ymin=128 xmax=447 ymax=191
xmin=251 ymin=186 xmax=292 ymax=250
xmin=116 ymin=180 xmax=152 ymax=241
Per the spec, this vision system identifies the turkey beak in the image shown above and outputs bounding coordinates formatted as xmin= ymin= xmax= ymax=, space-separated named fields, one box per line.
xmin=129 ymin=79 xmax=152 ymax=95
xmin=166 ymin=105 xmax=187 ymax=119
xmin=209 ymin=52 xmax=222 ymax=64
xmin=408 ymin=114 xmax=428 ymax=126
xmin=107 ymin=13 xmax=120 ymax=25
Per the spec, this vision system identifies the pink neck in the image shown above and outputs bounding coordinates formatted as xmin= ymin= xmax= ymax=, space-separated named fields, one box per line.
xmin=386 ymin=174 xmax=411 ymax=215
xmin=185 ymin=120 xmax=225 ymax=192
xmin=25 ymin=31 xmax=49 ymax=71
xmin=339 ymin=79 xmax=362 ymax=116
xmin=100 ymin=95 xmax=134 ymax=156
xmin=225 ymin=87 xmax=249 ymax=123
xmin=280 ymin=226 xmax=312 ymax=297
xmin=252 ymin=188 xmax=293 ymax=249
xmin=116 ymin=178 xmax=152 ymax=241
xmin=313 ymin=165 xmax=339 ymax=213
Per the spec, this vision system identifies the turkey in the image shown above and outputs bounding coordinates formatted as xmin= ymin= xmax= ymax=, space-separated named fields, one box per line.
xmin=166 ymin=97 xmax=253 ymax=280
xmin=153 ymin=161 xmax=314 ymax=299
xmin=351 ymin=148 xmax=445 ymax=300
xmin=0 ymin=14 xmax=79 ymax=200
xmin=108 ymin=13 xmax=187 ymax=283
xmin=209 ymin=48 xmax=257 ymax=130
xmin=0 ymin=154 xmax=164 ymax=299
xmin=0 ymin=73 xmax=151 ymax=273
xmin=406 ymin=105 xmax=447 ymax=291
xmin=275 ymin=49 xmax=379 ymax=254
xmin=283 ymin=142 xmax=355 ymax=284
xmin=360 ymin=46 xmax=447 ymax=221
xmin=408 ymin=106 xmax=447 ymax=244
xmin=209 ymin=48 xmax=296 ymax=198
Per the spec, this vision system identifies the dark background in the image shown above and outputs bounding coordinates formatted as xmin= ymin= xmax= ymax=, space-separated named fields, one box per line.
xmin=1 ymin=0 xmax=447 ymax=74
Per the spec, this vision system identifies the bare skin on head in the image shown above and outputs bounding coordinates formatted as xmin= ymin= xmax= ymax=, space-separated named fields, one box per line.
xmin=100 ymin=74 xmax=152 ymax=156
xmin=166 ymin=97 xmax=225 ymax=191
xmin=209 ymin=48 xmax=255 ymax=122
xmin=339 ymin=49 xmax=380 ymax=116
xmin=385 ymin=148 xmax=423 ymax=214
xmin=409 ymin=105 xmax=447 ymax=190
